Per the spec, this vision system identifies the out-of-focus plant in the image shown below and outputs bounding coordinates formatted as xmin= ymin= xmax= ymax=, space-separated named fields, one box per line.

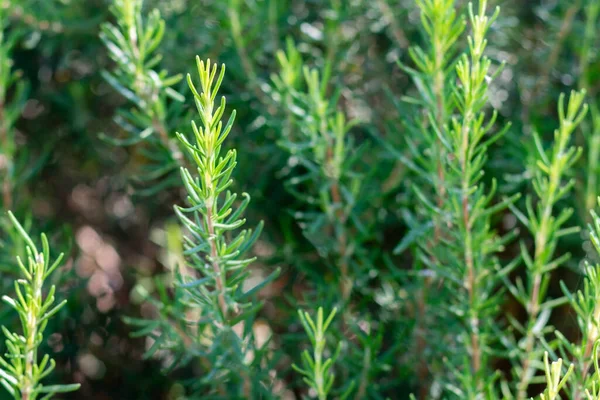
xmin=270 ymin=39 xmax=366 ymax=307
xmin=578 ymin=0 xmax=600 ymax=220
xmin=270 ymin=34 xmax=392 ymax=400
xmin=0 ymin=4 xmax=27 ymax=212
xmin=0 ymin=1 xmax=39 ymax=326
xmin=100 ymin=0 xmax=187 ymax=196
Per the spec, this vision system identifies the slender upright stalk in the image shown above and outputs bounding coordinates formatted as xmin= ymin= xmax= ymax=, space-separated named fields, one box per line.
xmin=329 ymin=178 xmax=351 ymax=301
xmin=0 ymin=212 xmax=80 ymax=399
xmin=125 ymin=56 xmax=275 ymax=396
xmin=458 ymin=9 xmax=484 ymax=387
xmin=459 ymin=94 xmax=481 ymax=380
xmin=446 ymin=3 xmax=513 ymax=394
xmin=20 ymin=254 xmax=44 ymax=400
xmin=515 ymin=91 xmax=587 ymax=399
xmin=293 ymin=308 xmax=340 ymax=400
xmin=205 ymin=188 xmax=228 ymax=318
xmin=407 ymin=1 xmax=464 ymax=394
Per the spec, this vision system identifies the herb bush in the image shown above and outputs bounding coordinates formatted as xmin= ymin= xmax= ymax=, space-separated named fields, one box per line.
xmin=1 ymin=0 xmax=600 ymax=398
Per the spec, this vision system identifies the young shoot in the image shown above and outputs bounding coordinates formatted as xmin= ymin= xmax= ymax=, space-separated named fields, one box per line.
xmin=0 ymin=211 xmax=80 ymax=400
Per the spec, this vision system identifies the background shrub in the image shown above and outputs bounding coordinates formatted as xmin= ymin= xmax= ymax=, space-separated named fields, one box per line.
xmin=1 ymin=0 xmax=600 ymax=399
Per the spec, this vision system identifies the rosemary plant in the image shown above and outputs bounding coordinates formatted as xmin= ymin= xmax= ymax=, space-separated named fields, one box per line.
xmin=175 ymin=57 xmax=277 ymax=322
xmin=398 ymin=0 xmax=465 ymax=393
xmin=439 ymin=3 xmax=520 ymax=396
xmin=553 ymin=201 xmax=600 ymax=399
xmin=0 ymin=4 xmax=27 ymax=212
xmin=537 ymin=353 xmax=574 ymax=400
xmin=292 ymin=307 xmax=345 ymax=400
xmin=125 ymin=57 xmax=279 ymax=397
xmin=271 ymin=37 xmax=391 ymax=400
xmin=578 ymin=0 xmax=600 ymax=219
xmin=271 ymin=42 xmax=364 ymax=306
xmin=100 ymin=0 xmax=186 ymax=196
xmin=0 ymin=212 xmax=79 ymax=399
xmin=399 ymin=1 xmax=516 ymax=396
xmin=506 ymin=90 xmax=587 ymax=398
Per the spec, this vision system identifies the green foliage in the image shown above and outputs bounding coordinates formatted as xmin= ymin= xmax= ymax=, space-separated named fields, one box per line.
xmin=537 ymin=353 xmax=573 ymax=400
xmin=100 ymin=0 xmax=185 ymax=196
xmin=271 ymin=43 xmax=363 ymax=304
xmin=0 ymin=212 xmax=79 ymax=399
xmin=124 ymin=57 xmax=279 ymax=397
xmin=549 ymin=201 xmax=600 ymax=399
xmin=0 ymin=4 xmax=28 ymax=212
xmin=398 ymin=1 xmax=517 ymax=396
xmin=507 ymin=90 xmax=587 ymax=398
xmin=5 ymin=0 xmax=600 ymax=398
xmin=292 ymin=307 xmax=347 ymax=400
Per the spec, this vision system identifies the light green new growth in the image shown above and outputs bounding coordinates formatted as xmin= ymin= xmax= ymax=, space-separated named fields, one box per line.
xmin=175 ymin=57 xmax=259 ymax=320
xmin=0 ymin=212 xmax=79 ymax=400
xmin=123 ymin=56 xmax=277 ymax=396
xmin=445 ymin=2 xmax=514 ymax=395
xmin=557 ymin=200 xmax=600 ymax=399
xmin=583 ymin=340 xmax=600 ymax=400
xmin=511 ymin=90 xmax=587 ymax=398
xmin=292 ymin=307 xmax=344 ymax=400
xmin=410 ymin=0 xmax=464 ymax=134
xmin=537 ymin=353 xmax=573 ymax=400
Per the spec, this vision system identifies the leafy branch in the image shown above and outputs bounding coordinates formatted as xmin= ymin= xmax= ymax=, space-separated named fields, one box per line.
xmin=537 ymin=353 xmax=573 ymax=400
xmin=125 ymin=57 xmax=280 ymax=397
xmin=507 ymin=90 xmax=587 ymax=399
xmin=100 ymin=0 xmax=186 ymax=195
xmin=0 ymin=212 xmax=79 ymax=400
xmin=293 ymin=307 xmax=351 ymax=400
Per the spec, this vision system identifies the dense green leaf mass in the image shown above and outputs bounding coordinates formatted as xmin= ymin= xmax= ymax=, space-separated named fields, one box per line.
xmin=1 ymin=0 xmax=600 ymax=398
